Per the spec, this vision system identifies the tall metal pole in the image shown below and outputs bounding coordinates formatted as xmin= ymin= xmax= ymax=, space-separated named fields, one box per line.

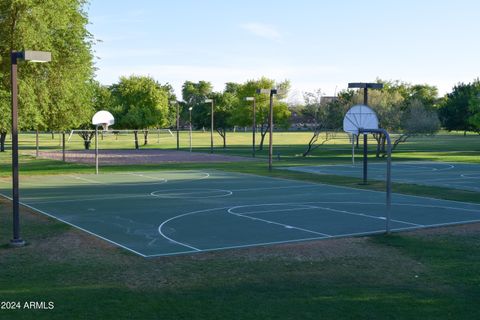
xmin=351 ymin=134 xmax=355 ymax=166
xmin=95 ymin=125 xmax=99 ymax=174
xmin=252 ymin=98 xmax=256 ymax=158
xmin=360 ymin=128 xmax=392 ymax=233
xmin=268 ymin=91 xmax=274 ymax=171
xmin=35 ymin=129 xmax=39 ymax=158
xmin=210 ymin=101 xmax=214 ymax=154
xmin=176 ymin=103 xmax=179 ymax=150
xmin=62 ymin=132 xmax=66 ymax=162
xmin=362 ymin=88 xmax=369 ymax=184
xmin=10 ymin=52 xmax=24 ymax=246
xmin=384 ymin=131 xmax=392 ymax=233
xmin=348 ymin=83 xmax=383 ymax=184
xmin=189 ymin=108 xmax=192 ymax=152
xmin=8 ymin=50 xmax=50 ymax=247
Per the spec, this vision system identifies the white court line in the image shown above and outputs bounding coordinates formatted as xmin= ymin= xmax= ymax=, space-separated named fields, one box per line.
xmin=69 ymin=174 xmax=167 ymax=186
xmin=227 ymin=206 xmax=331 ymax=237
xmin=280 ymin=200 xmax=480 ymax=215
xmin=229 ymin=168 xmax=480 ymax=207
xmin=67 ymin=175 xmax=107 ymax=184
xmin=150 ymin=188 xmax=232 ymax=199
xmin=229 ymin=202 xmax=423 ymax=228
xmin=127 ymin=172 xmax=168 ymax=181
xmin=122 ymin=170 xmax=210 ymax=182
xmin=158 ymin=197 xmax=459 ymax=256
xmin=25 ymin=194 xmax=150 ymax=205
xmin=0 ymin=192 xmax=148 ymax=257
xmin=390 ymin=218 xmax=480 ymax=232
xmin=157 ymin=207 xmax=234 ymax=252
xmin=231 ymin=185 xmax=317 ymax=192
xmin=228 ymin=205 xmax=320 ymax=215
xmin=67 ymin=170 xmax=209 ymax=187
xmin=148 ymin=215 xmax=480 ymax=258
xmin=145 ymin=235 xmax=337 ymax=258
xmin=5 ymin=168 xmax=480 ymax=258
xmin=460 ymin=174 xmax=480 ymax=179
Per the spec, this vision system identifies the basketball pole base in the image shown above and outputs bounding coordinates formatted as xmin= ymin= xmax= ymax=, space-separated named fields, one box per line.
xmin=10 ymin=238 xmax=26 ymax=247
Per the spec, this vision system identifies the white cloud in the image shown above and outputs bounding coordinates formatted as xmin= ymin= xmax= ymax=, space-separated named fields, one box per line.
xmin=240 ymin=22 xmax=282 ymax=41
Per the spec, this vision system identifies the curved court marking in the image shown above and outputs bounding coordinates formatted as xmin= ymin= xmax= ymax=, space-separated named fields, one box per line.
xmin=392 ymin=163 xmax=455 ymax=171
xmin=160 ymin=199 xmax=468 ymax=251
xmin=150 ymin=188 xmax=233 ymax=199
xmin=158 ymin=206 xmax=231 ymax=251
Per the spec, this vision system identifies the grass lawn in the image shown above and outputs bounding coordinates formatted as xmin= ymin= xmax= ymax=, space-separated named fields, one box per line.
xmin=0 ymin=131 xmax=479 ymax=319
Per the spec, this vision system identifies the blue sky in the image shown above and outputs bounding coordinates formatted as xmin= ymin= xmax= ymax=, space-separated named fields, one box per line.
xmin=87 ymin=0 xmax=480 ymax=102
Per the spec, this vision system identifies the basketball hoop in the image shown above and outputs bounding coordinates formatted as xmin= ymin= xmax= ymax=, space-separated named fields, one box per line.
xmin=92 ymin=110 xmax=115 ymax=129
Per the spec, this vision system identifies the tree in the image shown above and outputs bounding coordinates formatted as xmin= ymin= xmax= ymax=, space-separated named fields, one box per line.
xmin=468 ymin=94 xmax=480 ymax=132
xmin=109 ymin=76 xmax=169 ymax=149
xmin=0 ymin=0 xmax=95 ymax=151
xmin=181 ymin=80 xmax=211 ymax=127
xmin=384 ymin=99 xmax=440 ymax=153
xmin=230 ymin=77 xmax=291 ymax=150
xmin=76 ymin=81 xmax=111 ymax=150
xmin=181 ymin=80 xmax=213 ymax=134
xmin=0 ymin=89 xmax=9 ymax=151
xmin=301 ymin=89 xmax=347 ymax=156
xmin=439 ymin=80 xmax=480 ymax=135
xmin=159 ymin=83 xmax=177 ymax=128
xmin=213 ymin=91 xmax=236 ymax=148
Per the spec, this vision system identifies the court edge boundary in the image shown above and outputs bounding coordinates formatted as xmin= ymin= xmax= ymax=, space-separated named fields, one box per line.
xmin=2 ymin=191 xmax=480 ymax=259
xmin=0 ymin=192 xmax=148 ymax=258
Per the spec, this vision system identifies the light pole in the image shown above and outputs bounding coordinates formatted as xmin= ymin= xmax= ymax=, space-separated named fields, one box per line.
xmin=170 ymin=100 xmax=180 ymax=150
xmin=92 ymin=110 xmax=114 ymax=175
xmin=245 ymin=97 xmax=256 ymax=157
xmin=348 ymin=82 xmax=383 ymax=184
xmin=256 ymin=88 xmax=278 ymax=171
xmin=205 ymin=98 xmax=214 ymax=153
xmin=188 ymin=107 xmax=193 ymax=152
xmin=10 ymin=50 xmax=51 ymax=246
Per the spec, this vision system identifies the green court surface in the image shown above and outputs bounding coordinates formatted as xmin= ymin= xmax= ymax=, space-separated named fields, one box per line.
xmin=284 ymin=161 xmax=480 ymax=192
xmin=1 ymin=170 xmax=480 ymax=257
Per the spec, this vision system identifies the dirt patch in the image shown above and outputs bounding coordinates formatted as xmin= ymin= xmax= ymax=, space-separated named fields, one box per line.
xmin=26 ymin=149 xmax=253 ymax=165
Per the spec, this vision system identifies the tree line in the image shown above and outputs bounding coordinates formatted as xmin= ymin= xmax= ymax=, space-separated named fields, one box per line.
xmin=1 ymin=1 xmax=479 ymax=153
xmin=85 ymin=76 xmax=291 ymax=150
xmin=297 ymin=79 xmax=480 ymax=156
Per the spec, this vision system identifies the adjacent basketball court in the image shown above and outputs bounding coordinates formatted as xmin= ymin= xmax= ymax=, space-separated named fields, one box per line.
xmin=283 ymin=162 xmax=480 ymax=192
xmin=1 ymin=169 xmax=479 ymax=257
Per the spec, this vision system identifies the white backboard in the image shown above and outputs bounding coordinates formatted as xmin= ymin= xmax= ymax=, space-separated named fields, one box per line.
xmin=343 ymin=104 xmax=378 ymax=134
xmin=92 ymin=110 xmax=115 ymax=127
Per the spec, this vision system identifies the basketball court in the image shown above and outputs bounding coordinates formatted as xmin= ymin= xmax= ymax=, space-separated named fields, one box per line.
xmin=1 ymin=169 xmax=479 ymax=257
xmin=283 ymin=162 xmax=480 ymax=192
